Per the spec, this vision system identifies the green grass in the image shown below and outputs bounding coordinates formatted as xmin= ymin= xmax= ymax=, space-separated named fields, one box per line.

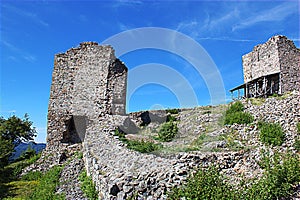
xmin=297 ymin=122 xmax=300 ymax=134
xmin=2 ymin=180 xmax=39 ymax=200
xmin=79 ymin=170 xmax=98 ymax=200
xmin=192 ymin=131 xmax=244 ymax=152
xmin=114 ymin=129 xmax=162 ymax=153
xmin=192 ymin=134 xmax=217 ymax=146
xmin=0 ymin=153 xmax=41 ymax=199
xmin=27 ymin=165 xmax=65 ymax=200
xmin=0 ymin=152 xmax=66 ymax=200
xmin=249 ymin=98 xmax=265 ymax=106
xmin=126 ymin=140 xmax=162 ymax=153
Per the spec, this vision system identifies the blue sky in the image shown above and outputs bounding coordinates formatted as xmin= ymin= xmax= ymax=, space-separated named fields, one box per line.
xmin=1 ymin=0 xmax=299 ymax=143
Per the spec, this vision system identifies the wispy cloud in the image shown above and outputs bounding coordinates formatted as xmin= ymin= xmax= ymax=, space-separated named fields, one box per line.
xmin=118 ymin=22 xmax=136 ymax=32
xmin=112 ymin=0 xmax=143 ymax=8
xmin=2 ymin=40 xmax=36 ymax=62
xmin=2 ymin=4 xmax=49 ymax=27
xmin=232 ymin=2 xmax=298 ymax=31
xmin=23 ymin=55 xmax=36 ymax=62
xmin=176 ymin=20 xmax=201 ymax=39
xmin=176 ymin=21 xmax=254 ymax=42
xmin=197 ymin=37 xmax=254 ymax=42
xmin=205 ymin=7 xmax=239 ymax=31
xmin=78 ymin=14 xmax=88 ymax=23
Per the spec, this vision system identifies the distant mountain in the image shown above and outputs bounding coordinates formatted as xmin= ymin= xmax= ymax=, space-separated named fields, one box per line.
xmin=10 ymin=141 xmax=46 ymax=160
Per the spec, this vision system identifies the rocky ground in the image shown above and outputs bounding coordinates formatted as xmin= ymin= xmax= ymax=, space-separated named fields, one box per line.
xmin=23 ymin=91 xmax=300 ymax=199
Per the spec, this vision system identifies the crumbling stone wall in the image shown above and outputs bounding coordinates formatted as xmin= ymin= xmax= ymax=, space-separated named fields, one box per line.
xmin=46 ymin=42 xmax=127 ymax=148
xmin=276 ymin=37 xmax=300 ymax=93
xmin=242 ymin=35 xmax=299 ymax=94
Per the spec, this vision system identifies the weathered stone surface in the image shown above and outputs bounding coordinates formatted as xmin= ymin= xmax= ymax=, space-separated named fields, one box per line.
xmin=47 ymin=42 xmax=127 ymax=149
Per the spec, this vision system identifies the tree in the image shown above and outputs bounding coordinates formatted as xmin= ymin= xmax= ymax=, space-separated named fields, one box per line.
xmin=0 ymin=136 xmax=14 ymax=168
xmin=0 ymin=114 xmax=36 ymax=167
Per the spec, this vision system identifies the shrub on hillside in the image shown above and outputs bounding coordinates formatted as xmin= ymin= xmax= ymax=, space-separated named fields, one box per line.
xmin=166 ymin=108 xmax=179 ymax=114
xmin=224 ymin=112 xmax=254 ymax=125
xmin=114 ymin=129 xmax=161 ymax=153
xmin=226 ymin=101 xmax=244 ymax=114
xmin=158 ymin=121 xmax=178 ymax=142
xmin=297 ymin=122 xmax=300 ymax=134
xmin=258 ymin=122 xmax=285 ymax=146
xmin=294 ymin=139 xmax=300 ymax=152
xmin=244 ymin=152 xmax=300 ymax=199
xmin=168 ymin=152 xmax=300 ymax=200
xmin=166 ymin=114 xmax=176 ymax=122
xmin=168 ymin=166 xmax=237 ymax=199
xmin=224 ymin=101 xmax=254 ymax=125
xmin=126 ymin=140 xmax=162 ymax=153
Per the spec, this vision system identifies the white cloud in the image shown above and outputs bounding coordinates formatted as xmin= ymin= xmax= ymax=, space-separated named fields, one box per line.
xmin=232 ymin=2 xmax=298 ymax=31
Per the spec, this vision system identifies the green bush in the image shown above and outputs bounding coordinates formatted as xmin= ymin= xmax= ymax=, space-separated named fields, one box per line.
xmin=169 ymin=152 xmax=300 ymax=200
xmin=166 ymin=108 xmax=179 ymax=114
xmin=126 ymin=140 xmax=162 ymax=153
xmin=168 ymin=166 xmax=237 ymax=199
xmin=158 ymin=121 xmax=178 ymax=142
xmin=226 ymin=101 xmax=244 ymax=114
xmin=297 ymin=122 xmax=300 ymax=134
xmin=224 ymin=101 xmax=254 ymax=125
xmin=28 ymin=165 xmax=64 ymax=200
xmin=224 ymin=112 xmax=254 ymax=125
xmin=294 ymin=139 xmax=300 ymax=152
xmin=79 ymin=170 xmax=98 ymax=200
xmin=114 ymin=129 xmax=127 ymax=142
xmin=166 ymin=114 xmax=176 ymax=122
xmin=258 ymin=122 xmax=285 ymax=146
xmin=244 ymin=152 xmax=300 ymax=199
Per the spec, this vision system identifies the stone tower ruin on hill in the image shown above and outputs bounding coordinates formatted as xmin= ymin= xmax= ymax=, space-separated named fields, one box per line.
xmin=46 ymin=42 xmax=127 ymax=148
xmin=230 ymin=35 xmax=300 ymax=99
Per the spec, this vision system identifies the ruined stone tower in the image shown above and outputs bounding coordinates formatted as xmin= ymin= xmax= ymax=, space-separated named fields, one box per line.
xmin=230 ymin=35 xmax=300 ymax=98
xmin=46 ymin=42 xmax=127 ymax=147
